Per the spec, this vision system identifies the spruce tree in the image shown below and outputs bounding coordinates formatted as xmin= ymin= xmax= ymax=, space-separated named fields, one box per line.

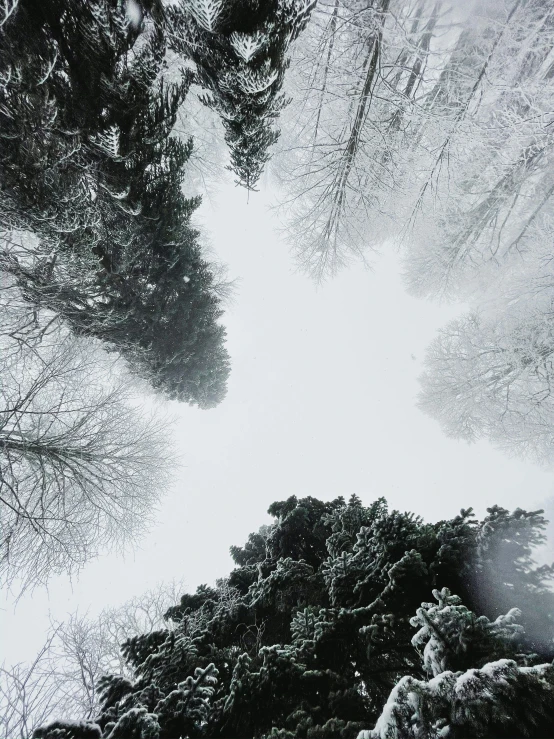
xmin=360 ymin=589 xmax=554 ymax=739
xmin=38 ymin=494 xmax=553 ymax=739
xmin=0 ymin=0 xmax=230 ymax=406
xmin=167 ymin=0 xmax=316 ymax=190
xmin=33 ymin=721 xmax=103 ymax=739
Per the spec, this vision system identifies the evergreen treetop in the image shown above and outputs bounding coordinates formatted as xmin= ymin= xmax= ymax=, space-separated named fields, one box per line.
xmin=0 ymin=0 xmax=231 ymax=406
xmin=38 ymin=493 xmax=553 ymax=739
xmin=167 ymin=0 xmax=317 ymax=190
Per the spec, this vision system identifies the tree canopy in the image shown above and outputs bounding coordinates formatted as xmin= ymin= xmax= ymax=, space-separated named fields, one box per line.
xmin=0 ymin=0 xmax=231 ymax=406
xmin=35 ymin=493 xmax=554 ymax=738
xmin=167 ymin=0 xmax=316 ymax=191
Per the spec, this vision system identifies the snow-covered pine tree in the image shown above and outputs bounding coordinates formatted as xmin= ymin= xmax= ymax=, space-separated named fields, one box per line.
xmin=167 ymin=0 xmax=316 ymax=190
xmin=150 ymin=664 xmax=218 ymax=738
xmin=102 ymin=706 xmax=160 ymax=739
xmin=0 ymin=0 xmax=231 ymax=407
xmin=33 ymin=721 xmax=103 ymax=739
xmin=187 ymin=0 xmax=225 ymax=32
xmin=358 ymin=589 xmax=554 ymax=739
xmin=410 ymin=588 xmax=526 ymax=676
xmin=39 ymin=495 xmax=554 ymax=738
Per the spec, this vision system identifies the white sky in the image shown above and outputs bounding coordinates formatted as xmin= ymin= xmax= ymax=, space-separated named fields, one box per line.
xmin=2 ymin=180 xmax=554 ymax=665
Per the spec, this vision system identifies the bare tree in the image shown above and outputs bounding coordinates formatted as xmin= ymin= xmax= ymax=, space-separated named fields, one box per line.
xmin=0 ymin=0 xmax=18 ymax=28
xmin=404 ymin=0 xmax=554 ymax=299
xmin=174 ymin=85 xmax=230 ymax=200
xmin=47 ymin=579 xmax=187 ymax=719
xmin=274 ymin=0 xmax=554 ymax=285
xmin=96 ymin=579 xmax=188 ymax=675
xmin=0 ymin=303 xmax=175 ymax=593
xmin=0 ymin=630 xmax=66 ymax=739
xmin=418 ymin=298 xmax=554 ymax=464
xmin=0 ymin=581 xmax=186 ymax=735
xmin=273 ymin=0 xmax=445 ymax=280
xmin=406 ymin=3 xmax=554 ymax=463
xmin=0 ymin=231 xmax=65 ymax=356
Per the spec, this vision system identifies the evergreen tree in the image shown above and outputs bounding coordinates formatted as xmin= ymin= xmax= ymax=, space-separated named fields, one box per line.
xmin=0 ymin=0 xmax=230 ymax=406
xmin=360 ymin=589 xmax=554 ymax=739
xmin=167 ymin=0 xmax=317 ymax=190
xmin=33 ymin=721 xmax=103 ymax=739
xmin=40 ymin=494 xmax=554 ymax=739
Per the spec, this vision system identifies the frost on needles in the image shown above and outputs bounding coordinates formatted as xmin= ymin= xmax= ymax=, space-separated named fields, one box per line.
xmin=32 ymin=494 xmax=554 ymax=739
xmin=0 ymin=0 xmax=231 ymax=407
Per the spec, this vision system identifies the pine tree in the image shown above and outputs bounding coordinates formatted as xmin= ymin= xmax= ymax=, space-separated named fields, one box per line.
xmin=167 ymin=0 xmax=317 ymax=190
xmin=0 ymin=0 xmax=230 ymax=406
xmin=103 ymin=707 xmax=161 ymax=739
xmin=39 ymin=495 xmax=554 ymax=738
xmin=153 ymin=664 xmax=218 ymax=739
xmin=33 ymin=721 xmax=103 ymax=739
xmin=465 ymin=506 xmax=554 ymax=656
xmin=360 ymin=589 xmax=554 ymax=739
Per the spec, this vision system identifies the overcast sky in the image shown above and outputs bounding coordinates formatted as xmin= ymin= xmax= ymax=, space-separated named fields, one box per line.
xmin=2 ymin=179 xmax=554 ymax=665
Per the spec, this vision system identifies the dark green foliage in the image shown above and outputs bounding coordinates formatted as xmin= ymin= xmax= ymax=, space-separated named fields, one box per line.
xmin=363 ymin=588 xmax=554 ymax=739
xmin=79 ymin=494 xmax=554 ymax=739
xmin=167 ymin=0 xmax=316 ymax=190
xmin=103 ymin=707 xmax=161 ymax=739
xmin=33 ymin=721 xmax=102 ymax=739
xmin=410 ymin=587 xmax=528 ymax=677
xmin=0 ymin=0 xmax=230 ymax=406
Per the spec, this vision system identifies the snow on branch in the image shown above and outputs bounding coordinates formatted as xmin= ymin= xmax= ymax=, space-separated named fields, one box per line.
xmin=230 ymin=30 xmax=265 ymax=63
xmin=184 ymin=0 xmax=224 ymax=32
